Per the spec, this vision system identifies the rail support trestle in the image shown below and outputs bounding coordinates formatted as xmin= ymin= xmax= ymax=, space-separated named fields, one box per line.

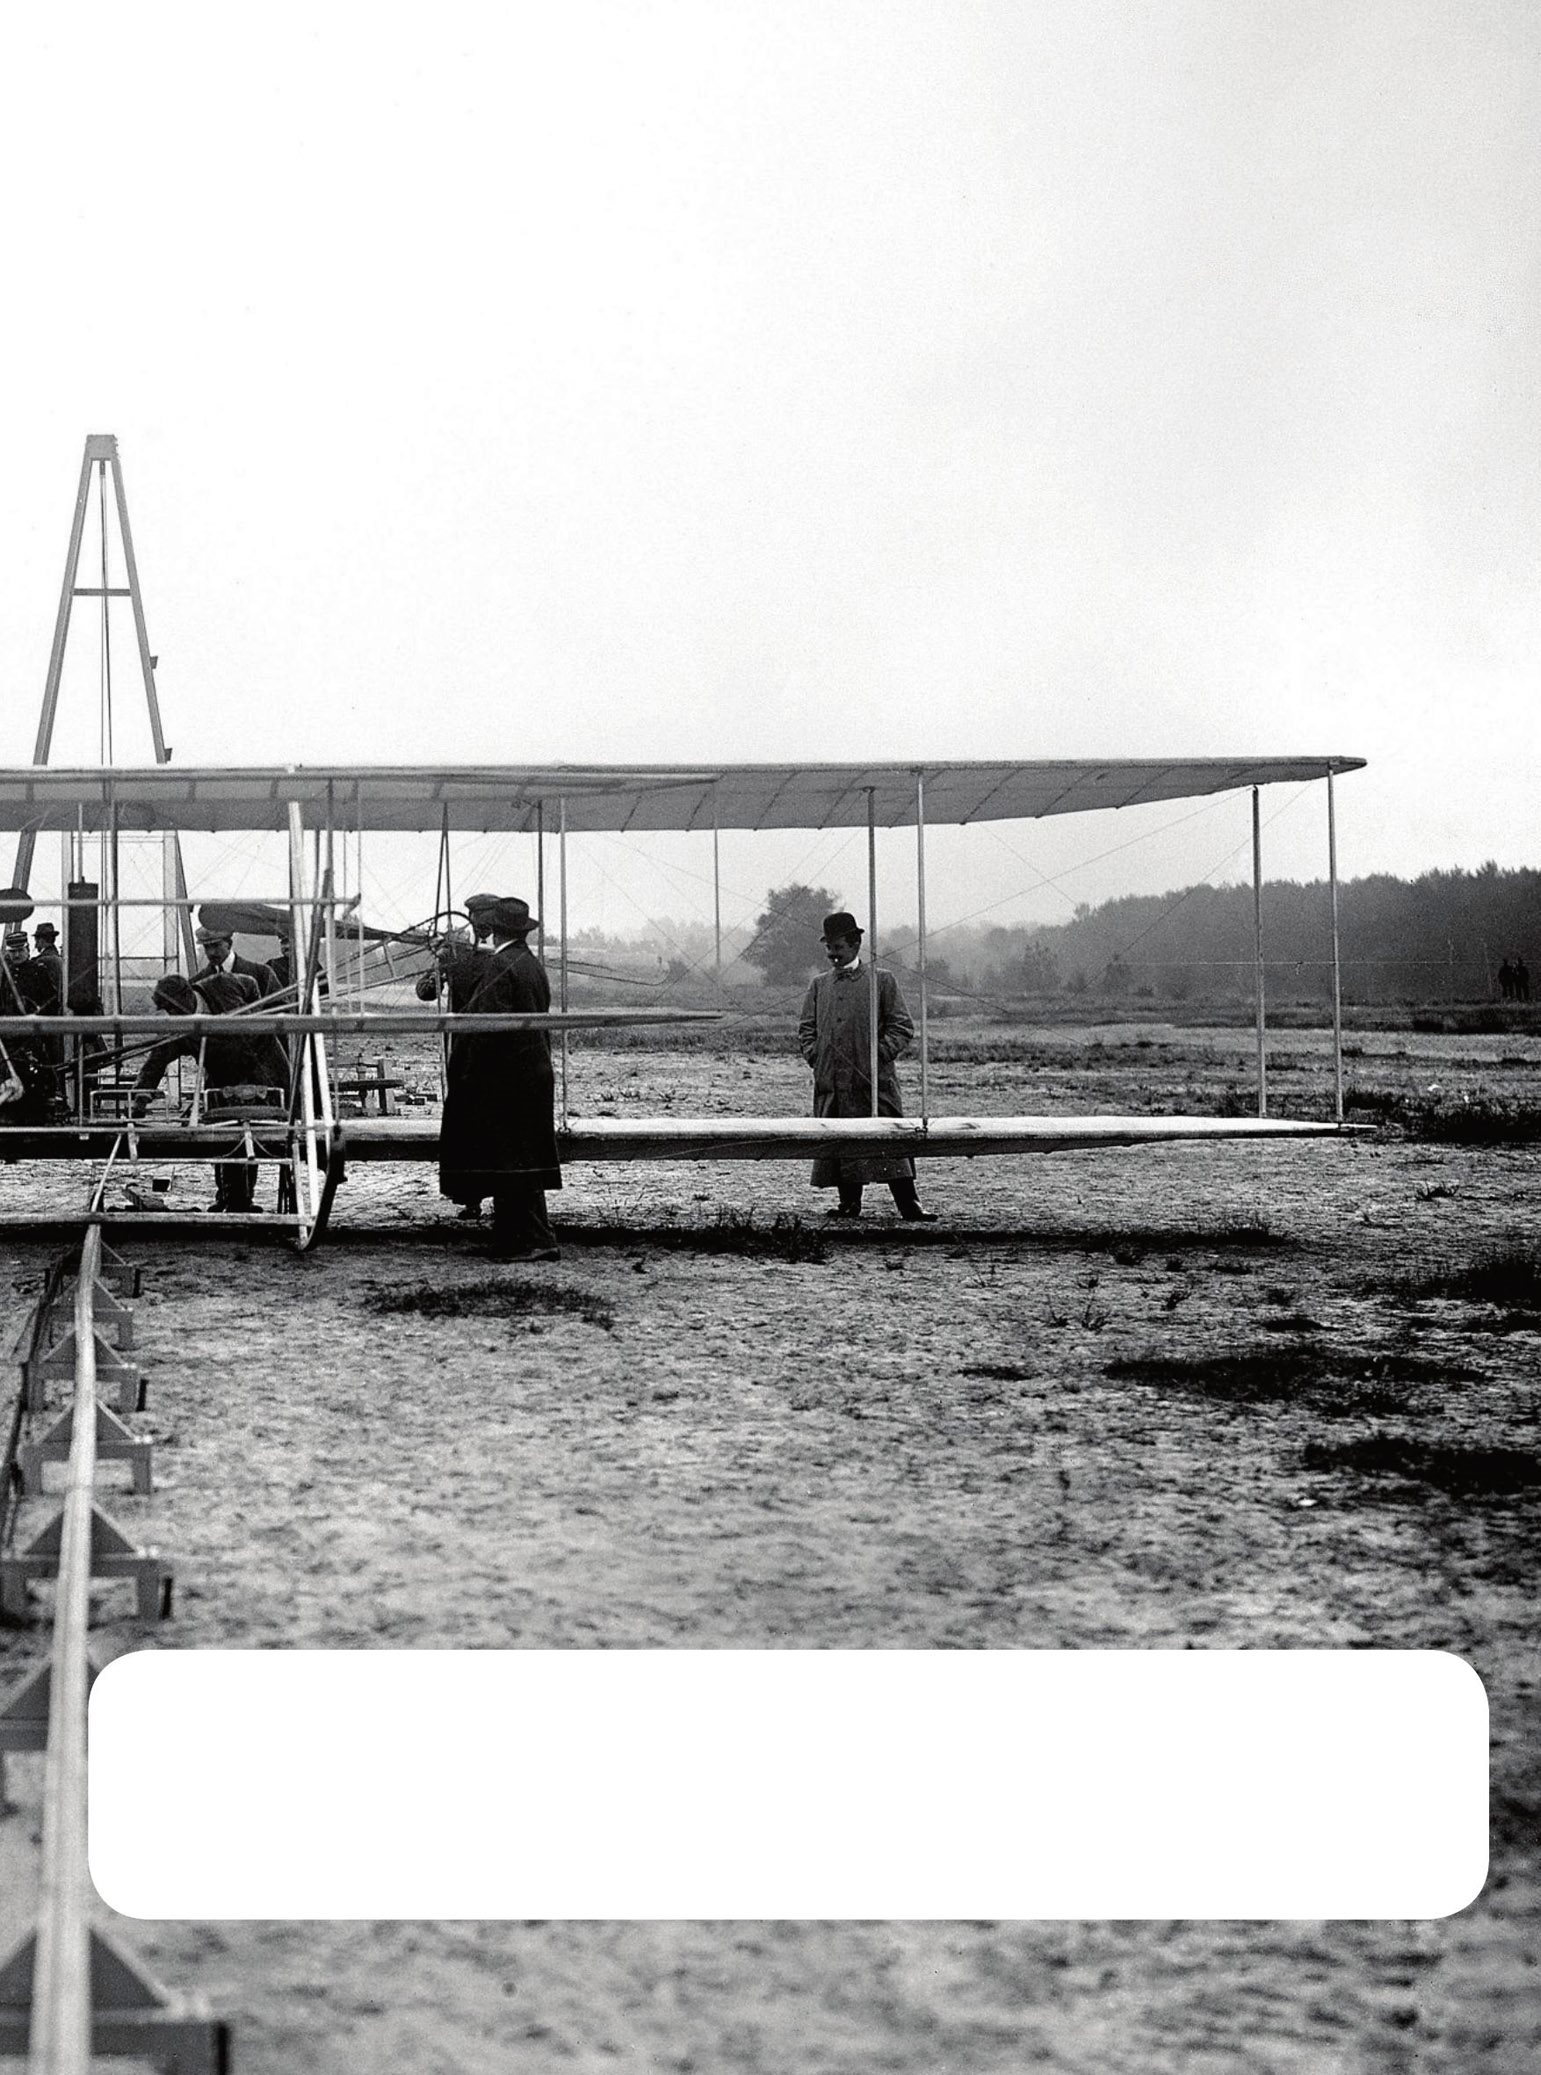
xmin=18 ymin=1400 xmax=153 ymax=1495
xmin=0 ymin=1501 xmax=169 ymax=1623
xmin=0 ymin=1925 xmax=232 ymax=2072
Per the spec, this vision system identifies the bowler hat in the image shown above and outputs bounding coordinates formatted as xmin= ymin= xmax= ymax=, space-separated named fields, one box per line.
xmin=34 ymin=922 xmax=58 ymax=941
xmin=483 ymin=896 xmax=540 ymax=937
xmin=821 ymin=911 xmax=863 ymax=942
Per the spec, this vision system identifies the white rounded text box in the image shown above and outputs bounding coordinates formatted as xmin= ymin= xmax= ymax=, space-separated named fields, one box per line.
xmin=88 ymin=1649 xmax=1488 ymax=1919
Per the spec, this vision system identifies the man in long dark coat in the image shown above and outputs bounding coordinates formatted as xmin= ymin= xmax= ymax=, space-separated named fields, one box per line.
xmin=798 ymin=910 xmax=937 ymax=1221
xmin=1 ymin=926 xmax=48 ymax=1117
xmin=437 ymin=895 xmax=561 ymax=1260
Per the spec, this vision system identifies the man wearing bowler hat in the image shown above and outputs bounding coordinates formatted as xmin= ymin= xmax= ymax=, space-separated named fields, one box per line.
xmin=798 ymin=910 xmax=937 ymax=1221
xmin=26 ymin=922 xmax=64 ymax=1006
xmin=437 ymin=894 xmax=562 ymax=1261
xmin=19 ymin=921 xmax=67 ymax=1092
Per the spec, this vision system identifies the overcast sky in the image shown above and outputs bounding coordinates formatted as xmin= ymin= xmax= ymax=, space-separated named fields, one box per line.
xmin=0 ymin=2 xmax=1535 ymax=941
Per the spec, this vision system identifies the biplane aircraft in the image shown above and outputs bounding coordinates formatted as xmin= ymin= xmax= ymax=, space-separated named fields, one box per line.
xmin=0 ymin=438 xmax=1365 ymax=1248
xmin=0 ymin=756 xmax=1365 ymax=1249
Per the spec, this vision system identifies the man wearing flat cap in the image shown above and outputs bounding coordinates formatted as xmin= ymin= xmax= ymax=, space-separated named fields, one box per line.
xmin=798 ymin=910 xmax=937 ymax=1221
xmin=416 ymin=895 xmax=498 ymax=1015
xmin=133 ymin=971 xmax=288 ymax=1210
xmin=437 ymin=895 xmax=562 ymax=1260
xmin=193 ymin=920 xmax=279 ymax=999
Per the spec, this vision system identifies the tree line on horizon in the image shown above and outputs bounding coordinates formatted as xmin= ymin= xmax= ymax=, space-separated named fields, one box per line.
xmin=570 ymin=865 xmax=1539 ymax=1005
xmin=907 ymin=863 xmax=1540 ymax=1005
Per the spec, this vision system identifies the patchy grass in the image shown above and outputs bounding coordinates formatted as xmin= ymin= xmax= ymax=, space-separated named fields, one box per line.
xmin=1077 ymin=1219 xmax=1285 ymax=1256
xmin=563 ymin=1212 xmax=830 ymax=1263
xmin=1302 ymin=1433 xmax=1541 ymax=1498
xmin=961 ymin=1363 xmax=1037 ymax=1382
xmin=697 ymin=1210 xmax=832 ymax=1261
xmin=366 ymin=1277 xmax=616 ymax=1329
xmin=1345 ymin=1091 xmax=1541 ymax=1143
xmin=1103 ymin=1346 xmax=1476 ymax=1410
xmin=1431 ymin=1247 xmax=1541 ymax=1309
xmin=1366 ymin=1245 xmax=1541 ymax=1331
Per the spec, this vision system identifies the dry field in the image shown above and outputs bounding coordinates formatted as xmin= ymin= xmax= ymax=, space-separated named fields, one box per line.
xmin=1 ymin=1018 xmax=1538 ymax=2073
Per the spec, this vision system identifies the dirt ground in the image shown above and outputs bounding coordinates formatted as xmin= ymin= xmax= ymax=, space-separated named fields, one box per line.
xmin=1 ymin=1019 xmax=1538 ymax=2073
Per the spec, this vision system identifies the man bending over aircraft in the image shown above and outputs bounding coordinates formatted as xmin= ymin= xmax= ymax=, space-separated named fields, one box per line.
xmin=798 ymin=910 xmax=937 ymax=1221
xmin=133 ymin=972 xmax=289 ymax=1211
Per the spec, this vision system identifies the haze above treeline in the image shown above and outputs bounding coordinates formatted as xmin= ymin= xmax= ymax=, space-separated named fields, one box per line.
xmin=570 ymin=864 xmax=1541 ymax=1005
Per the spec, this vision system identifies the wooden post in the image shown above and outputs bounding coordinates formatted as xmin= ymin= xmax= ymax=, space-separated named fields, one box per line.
xmin=536 ymin=802 xmax=546 ymax=967
xmin=866 ymin=788 xmax=879 ymax=1118
xmin=712 ymin=797 xmax=722 ymax=985
xmin=105 ymin=802 xmax=121 ymax=1020
xmin=323 ymin=799 xmax=338 ymax=1006
xmin=558 ymin=797 xmax=569 ymax=1128
xmin=1252 ymin=786 xmax=1267 ymax=1119
xmin=288 ymin=805 xmax=322 ymax=1214
xmin=438 ymin=804 xmax=454 ymax=927
xmin=1328 ymin=770 xmax=1343 ymax=1125
xmin=354 ymin=794 xmax=365 ymax=1009
xmin=915 ymin=770 xmax=929 ymax=1125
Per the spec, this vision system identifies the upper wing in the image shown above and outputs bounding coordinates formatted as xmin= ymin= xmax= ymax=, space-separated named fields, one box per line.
xmin=0 ymin=757 xmax=1366 ymax=836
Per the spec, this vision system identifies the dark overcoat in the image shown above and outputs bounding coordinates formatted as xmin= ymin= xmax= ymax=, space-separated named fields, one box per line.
xmin=194 ymin=952 xmax=278 ymax=999
xmin=438 ymin=939 xmax=562 ymax=1197
xmin=798 ymin=961 xmax=916 ymax=1186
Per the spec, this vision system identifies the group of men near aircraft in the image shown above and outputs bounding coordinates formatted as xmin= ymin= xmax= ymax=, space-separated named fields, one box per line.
xmin=2 ymin=897 xmax=935 ymax=1253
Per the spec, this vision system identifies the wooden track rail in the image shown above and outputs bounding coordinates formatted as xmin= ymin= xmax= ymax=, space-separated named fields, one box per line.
xmin=0 ymin=1227 xmax=230 ymax=2071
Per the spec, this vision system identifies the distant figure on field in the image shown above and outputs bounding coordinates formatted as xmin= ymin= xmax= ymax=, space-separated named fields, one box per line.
xmin=1516 ymin=956 xmax=1532 ymax=1004
xmin=418 ymin=893 xmax=499 ymax=1220
xmin=1498 ymin=957 xmax=1516 ymax=1002
xmin=798 ymin=910 xmax=936 ymax=1222
xmin=133 ymin=972 xmax=288 ymax=1211
xmin=193 ymin=922 xmax=279 ymax=998
xmin=437 ymin=895 xmax=562 ymax=1261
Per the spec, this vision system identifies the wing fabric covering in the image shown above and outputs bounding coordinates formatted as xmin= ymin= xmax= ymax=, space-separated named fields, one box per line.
xmin=0 ymin=758 xmax=1365 ymax=836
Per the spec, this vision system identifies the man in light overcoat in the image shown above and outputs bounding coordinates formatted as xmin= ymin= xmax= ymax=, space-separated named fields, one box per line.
xmin=798 ymin=910 xmax=937 ymax=1220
